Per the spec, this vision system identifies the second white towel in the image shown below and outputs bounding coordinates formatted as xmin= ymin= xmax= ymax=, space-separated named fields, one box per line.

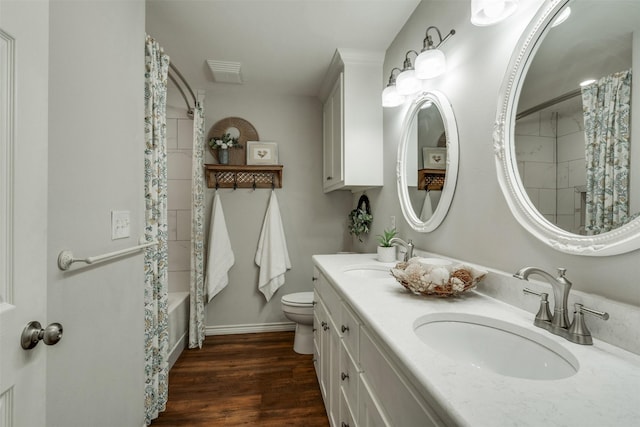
xmin=255 ymin=191 xmax=291 ymax=302
xmin=204 ymin=192 xmax=235 ymax=302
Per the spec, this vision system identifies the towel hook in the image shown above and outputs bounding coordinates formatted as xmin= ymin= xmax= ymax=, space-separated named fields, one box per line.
xmin=271 ymin=173 xmax=275 ymax=190
xmin=252 ymin=173 xmax=257 ymax=191
xmin=233 ymin=172 xmax=238 ymax=190
xmin=215 ymin=172 xmax=220 ymax=190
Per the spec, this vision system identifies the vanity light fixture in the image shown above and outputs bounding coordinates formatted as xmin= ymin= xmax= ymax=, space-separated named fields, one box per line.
xmin=551 ymin=7 xmax=571 ymax=27
xmin=580 ymin=78 xmax=597 ymax=87
xmin=396 ymin=50 xmax=422 ymax=96
xmin=471 ymin=0 xmax=519 ymax=26
xmin=382 ymin=67 xmax=406 ymax=107
xmin=415 ymin=26 xmax=455 ymax=79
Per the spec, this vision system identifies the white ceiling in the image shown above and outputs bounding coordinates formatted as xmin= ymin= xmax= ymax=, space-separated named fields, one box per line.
xmin=146 ymin=0 xmax=421 ymax=99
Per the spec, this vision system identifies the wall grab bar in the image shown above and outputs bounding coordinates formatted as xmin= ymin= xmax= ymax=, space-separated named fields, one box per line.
xmin=57 ymin=238 xmax=158 ymax=271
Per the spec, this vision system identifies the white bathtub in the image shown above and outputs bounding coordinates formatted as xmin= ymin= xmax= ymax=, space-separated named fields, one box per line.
xmin=167 ymin=291 xmax=189 ymax=370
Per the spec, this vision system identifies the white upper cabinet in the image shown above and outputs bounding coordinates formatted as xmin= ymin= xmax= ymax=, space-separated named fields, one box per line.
xmin=320 ymin=49 xmax=384 ymax=193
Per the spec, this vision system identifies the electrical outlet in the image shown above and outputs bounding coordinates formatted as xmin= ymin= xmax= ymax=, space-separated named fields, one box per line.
xmin=111 ymin=210 xmax=130 ymax=240
xmin=390 ymin=215 xmax=396 ymax=229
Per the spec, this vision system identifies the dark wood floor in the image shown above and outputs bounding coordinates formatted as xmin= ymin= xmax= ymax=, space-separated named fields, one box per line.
xmin=152 ymin=331 xmax=329 ymax=426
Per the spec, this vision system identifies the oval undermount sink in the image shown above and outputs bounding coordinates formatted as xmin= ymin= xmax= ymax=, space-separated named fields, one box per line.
xmin=342 ymin=264 xmax=392 ymax=280
xmin=413 ymin=313 xmax=579 ymax=380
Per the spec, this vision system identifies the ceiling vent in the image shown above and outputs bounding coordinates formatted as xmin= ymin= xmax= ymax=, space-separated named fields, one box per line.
xmin=207 ymin=60 xmax=243 ymax=84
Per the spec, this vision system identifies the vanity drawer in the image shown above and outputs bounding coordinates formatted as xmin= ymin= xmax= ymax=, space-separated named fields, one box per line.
xmin=339 ymin=388 xmax=358 ymax=427
xmin=339 ymin=341 xmax=360 ymax=411
xmin=360 ymin=328 xmax=445 ymax=427
xmin=341 ymin=302 xmax=360 ymax=359
xmin=315 ymin=272 xmax=342 ymax=322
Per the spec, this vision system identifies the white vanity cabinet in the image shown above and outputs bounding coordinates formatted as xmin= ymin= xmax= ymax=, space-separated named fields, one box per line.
xmin=319 ymin=48 xmax=384 ymax=193
xmin=313 ymin=266 xmax=446 ymax=427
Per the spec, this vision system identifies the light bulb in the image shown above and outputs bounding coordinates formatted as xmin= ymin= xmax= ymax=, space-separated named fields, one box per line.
xmin=471 ymin=0 xmax=519 ymax=26
xmin=396 ymin=69 xmax=421 ymax=96
xmin=415 ymin=49 xmax=446 ymax=80
xmin=382 ymin=85 xmax=405 ymax=107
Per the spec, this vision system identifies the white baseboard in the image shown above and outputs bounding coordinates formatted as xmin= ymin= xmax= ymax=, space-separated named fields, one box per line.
xmin=205 ymin=321 xmax=296 ymax=336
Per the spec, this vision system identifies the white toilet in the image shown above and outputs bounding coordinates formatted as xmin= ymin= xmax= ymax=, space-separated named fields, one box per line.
xmin=281 ymin=291 xmax=315 ymax=354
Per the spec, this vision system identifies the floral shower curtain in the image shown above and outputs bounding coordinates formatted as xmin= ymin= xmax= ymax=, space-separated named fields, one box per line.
xmin=581 ymin=69 xmax=632 ymax=234
xmin=189 ymin=101 xmax=207 ymax=348
xmin=143 ymin=35 xmax=169 ymax=425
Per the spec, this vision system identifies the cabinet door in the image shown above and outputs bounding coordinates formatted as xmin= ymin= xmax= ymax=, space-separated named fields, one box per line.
xmin=323 ymin=73 xmax=344 ymax=191
xmin=360 ymin=377 xmax=392 ymax=427
xmin=327 ymin=314 xmax=341 ymax=427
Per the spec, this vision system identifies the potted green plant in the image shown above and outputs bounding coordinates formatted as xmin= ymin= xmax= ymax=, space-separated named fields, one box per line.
xmin=376 ymin=228 xmax=398 ymax=262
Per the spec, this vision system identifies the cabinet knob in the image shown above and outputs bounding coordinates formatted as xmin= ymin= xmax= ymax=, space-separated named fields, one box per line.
xmin=341 ymin=423 xmax=350 ymax=427
xmin=312 ymin=276 xmax=318 ymax=281
xmin=327 ymin=176 xmax=333 ymax=180
xmin=341 ymin=372 xmax=349 ymax=381
xmin=321 ymin=321 xmax=327 ymax=328
xmin=341 ymin=325 xmax=349 ymax=333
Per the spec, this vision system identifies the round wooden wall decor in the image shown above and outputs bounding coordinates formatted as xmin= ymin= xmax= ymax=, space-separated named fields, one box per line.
xmin=207 ymin=117 xmax=259 ymax=165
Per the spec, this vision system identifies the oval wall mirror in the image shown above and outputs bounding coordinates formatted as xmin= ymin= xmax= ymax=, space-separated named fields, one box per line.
xmin=397 ymin=91 xmax=459 ymax=232
xmin=495 ymin=0 xmax=640 ymax=255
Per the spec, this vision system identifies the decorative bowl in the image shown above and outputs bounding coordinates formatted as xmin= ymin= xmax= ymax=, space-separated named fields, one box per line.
xmin=390 ymin=257 xmax=487 ymax=297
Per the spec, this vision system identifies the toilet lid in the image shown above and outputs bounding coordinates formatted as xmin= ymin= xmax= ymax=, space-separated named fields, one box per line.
xmin=281 ymin=291 xmax=314 ymax=307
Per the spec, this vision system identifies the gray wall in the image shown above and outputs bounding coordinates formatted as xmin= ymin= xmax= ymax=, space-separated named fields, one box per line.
xmin=352 ymin=0 xmax=640 ymax=307
xmin=47 ymin=1 xmax=146 ymax=425
xmin=200 ymin=88 xmax=353 ymax=329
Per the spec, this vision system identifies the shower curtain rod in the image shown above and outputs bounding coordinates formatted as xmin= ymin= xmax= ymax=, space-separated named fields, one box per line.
xmin=168 ymin=62 xmax=196 ymax=119
xmin=516 ymin=88 xmax=582 ymax=121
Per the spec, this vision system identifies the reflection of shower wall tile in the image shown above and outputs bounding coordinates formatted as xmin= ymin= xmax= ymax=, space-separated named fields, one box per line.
xmin=557 ymin=188 xmax=575 ymax=215
xmin=557 ymin=161 xmax=569 ymax=188
xmin=166 ymin=118 xmax=178 ymax=150
xmin=557 ymin=111 xmax=584 ymax=136
xmin=525 ymin=187 xmax=539 ymax=207
xmin=539 ymin=111 xmax=557 ymax=137
xmin=538 ymin=189 xmax=556 ymax=215
xmin=557 ymin=214 xmax=575 ymax=232
xmin=523 ymin=162 xmax=556 ymax=189
xmin=517 ymin=161 xmax=525 ymax=182
xmin=515 ymin=135 xmax=555 ymax=162
xmin=558 ymin=131 xmax=585 ymax=162
xmin=515 ymin=114 xmax=540 ymax=136
xmin=568 ymin=159 xmax=586 ymax=187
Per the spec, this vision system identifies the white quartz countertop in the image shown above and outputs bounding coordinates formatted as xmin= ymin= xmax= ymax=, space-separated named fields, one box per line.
xmin=313 ymin=253 xmax=640 ymax=427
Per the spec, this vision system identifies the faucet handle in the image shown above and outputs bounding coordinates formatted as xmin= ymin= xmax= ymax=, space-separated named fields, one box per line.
xmin=523 ymin=288 xmax=553 ymax=325
xmin=567 ymin=303 xmax=609 ymax=345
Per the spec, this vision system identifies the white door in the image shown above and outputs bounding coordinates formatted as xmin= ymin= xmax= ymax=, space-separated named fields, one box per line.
xmin=0 ymin=1 xmax=50 ymax=426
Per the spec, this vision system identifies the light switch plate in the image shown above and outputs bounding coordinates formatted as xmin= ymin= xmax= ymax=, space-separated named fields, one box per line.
xmin=111 ymin=210 xmax=130 ymax=240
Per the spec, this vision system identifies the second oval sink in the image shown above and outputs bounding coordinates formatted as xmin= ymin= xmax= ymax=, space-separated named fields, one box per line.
xmin=342 ymin=264 xmax=392 ymax=280
xmin=413 ymin=313 xmax=579 ymax=380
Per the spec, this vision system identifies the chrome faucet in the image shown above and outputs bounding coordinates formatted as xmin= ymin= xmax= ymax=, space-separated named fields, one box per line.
xmin=514 ymin=266 xmax=609 ymax=345
xmin=389 ymin=237 xmax=414 ymax=262
xmin=514 ymin=267 xmax=572 ymax=333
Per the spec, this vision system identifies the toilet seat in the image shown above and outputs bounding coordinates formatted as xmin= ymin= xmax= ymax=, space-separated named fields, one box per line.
xmin=281 ymin=291 xmax=314 ymax=308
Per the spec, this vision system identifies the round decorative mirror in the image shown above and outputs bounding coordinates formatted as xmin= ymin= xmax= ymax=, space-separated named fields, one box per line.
xmin=397 ymin=91 xmax=459 ymax=232
xmin=495 ymin=0 xmax=640 ymax=255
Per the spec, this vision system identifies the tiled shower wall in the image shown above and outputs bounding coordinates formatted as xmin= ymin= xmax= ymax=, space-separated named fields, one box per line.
xmin=166 ymin=113 xmax=194 ymax=293
xmin=515 ymin=100 xmax=586 ymax=234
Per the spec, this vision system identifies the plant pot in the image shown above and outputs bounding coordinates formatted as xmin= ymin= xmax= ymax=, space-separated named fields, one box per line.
xmin=377 ymin=246 xmax=396 ymax=263
xmin=219 ymin=149 xmax=229 ymax=165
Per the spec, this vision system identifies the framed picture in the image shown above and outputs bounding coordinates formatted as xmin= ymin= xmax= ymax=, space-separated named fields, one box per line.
xmin=423 ymin=147 xmax=447 ymax=170
xmin=246 ymin=141 xmax=279 ymax=165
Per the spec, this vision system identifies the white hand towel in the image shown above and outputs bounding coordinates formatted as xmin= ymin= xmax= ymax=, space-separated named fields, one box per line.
xmin=255 ymin=191 xmax=291 ymax=302
xmin=204 ymin=193 xmax=235 ymax=302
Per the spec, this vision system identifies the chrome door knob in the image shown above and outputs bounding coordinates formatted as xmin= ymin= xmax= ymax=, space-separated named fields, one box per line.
xmin=21 ymin=321 xmax=63 ymax=350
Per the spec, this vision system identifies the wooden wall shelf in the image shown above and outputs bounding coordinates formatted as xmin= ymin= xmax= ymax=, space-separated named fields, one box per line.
xmin=205 ymin=164 xmax=283 ymax=189
xmin=418 ymin=168 xmax=446 ymax=191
